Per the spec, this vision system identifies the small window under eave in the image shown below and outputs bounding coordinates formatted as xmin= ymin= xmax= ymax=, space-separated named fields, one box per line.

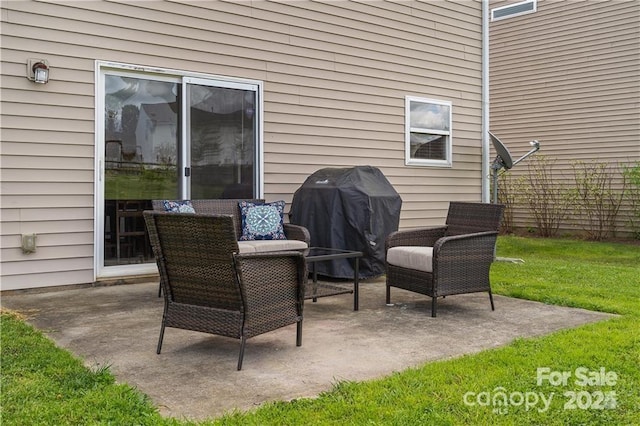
xmin=491 ymin=0 xmax=537 ymax=21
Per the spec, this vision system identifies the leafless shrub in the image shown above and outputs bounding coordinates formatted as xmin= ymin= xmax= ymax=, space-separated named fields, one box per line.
xmin=522 ymin=155 xmax=574 ymax=237
xmin=622 ymin=162 xmax=640 ymax=239
xmin=496 ymin=172 xmax=525 ymax=234
xmin=571 ymin=160 xmax=626 ymax=241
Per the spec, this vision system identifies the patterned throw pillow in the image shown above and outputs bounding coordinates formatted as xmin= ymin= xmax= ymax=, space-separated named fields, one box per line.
xmin=163 ymin=200 xmax=196 ymax=213
xmin=239 ymin=200 xmax=287 ymax=241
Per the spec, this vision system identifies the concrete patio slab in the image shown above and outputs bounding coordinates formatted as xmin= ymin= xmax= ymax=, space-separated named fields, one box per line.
xmin=1 ymin=278 xmax=613 ymax=421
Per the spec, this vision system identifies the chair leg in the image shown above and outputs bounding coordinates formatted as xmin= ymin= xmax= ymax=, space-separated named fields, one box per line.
xmin=158 ymin=282 xmax=162 ymax=297
xmin=296 ymin=320 xmax=303 ymax=347
xmin=156 ymin=322 xmax=166 ymax=354
xmin=431 ymin=297 xmax=437 ymax=317
xmin=237 ymin=336 xmax=247 ymax=371
xmin=489 ymin=290 xmax=495 ymax=311
xmin=386 ymin=284 xmax=391 ymax=304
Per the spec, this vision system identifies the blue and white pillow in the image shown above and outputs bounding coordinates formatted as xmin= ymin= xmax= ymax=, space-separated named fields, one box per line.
xmin=163 ymin=200 xmax=196 ymax=213
xmin=239 ymin=200 xmax=287 ymax=241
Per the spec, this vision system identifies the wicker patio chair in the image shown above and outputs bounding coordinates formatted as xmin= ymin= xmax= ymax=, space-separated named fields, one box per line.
xmin=144 ymin=211 xmax=307 ymax=370
xmin=151 ymin=199 xmax=311 ymax=244
xmin=152 ymin=199 xmax=311 ymax=297
xmin=385 ymin=202 xmax=505 ymax=317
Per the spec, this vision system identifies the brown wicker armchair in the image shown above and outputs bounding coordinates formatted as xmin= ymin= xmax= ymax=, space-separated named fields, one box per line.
xmin=151 ymin=199 xmax=311 ymax=245
xmin=385 ymin=202 xmax=504 ymax=317
xmin=152 ymin=199 xmax=310 ymax=297
xmin=144 ymin=211 xmax=307 ymax=370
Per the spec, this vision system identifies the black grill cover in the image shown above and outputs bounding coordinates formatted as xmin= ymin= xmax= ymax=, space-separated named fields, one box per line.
xmin=290 ymin=166 xmax=402 ymax=279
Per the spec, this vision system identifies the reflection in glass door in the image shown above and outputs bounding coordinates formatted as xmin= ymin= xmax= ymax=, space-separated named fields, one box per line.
xmin=186 ymin=81 xmax=256 ymax=199
xmin=101 ymin=71 xmax=260 ymax=270
xmin=103 ymin=75 xmax=179 ymax=266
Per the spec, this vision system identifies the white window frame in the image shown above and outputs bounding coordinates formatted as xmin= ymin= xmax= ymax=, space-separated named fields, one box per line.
xmin=491 ymin=0 xmax=537 ymax=22
xmin=93 ymin=61 xmax=264 ymax=280
xmin=405 ymin=96 xmax=452 ymax=167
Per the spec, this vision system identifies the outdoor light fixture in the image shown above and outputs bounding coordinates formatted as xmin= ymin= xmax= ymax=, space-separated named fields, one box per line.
xmin=27 ymin=59 xmax=50 ymax=84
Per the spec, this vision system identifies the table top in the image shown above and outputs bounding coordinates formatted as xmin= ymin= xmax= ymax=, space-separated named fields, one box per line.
xmin=305 ymin=247 xmax=363 ymax=261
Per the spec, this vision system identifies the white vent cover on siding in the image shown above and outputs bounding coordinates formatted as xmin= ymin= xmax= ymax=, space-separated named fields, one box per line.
xmin=492 ymin=0 xmax=536 ymax=21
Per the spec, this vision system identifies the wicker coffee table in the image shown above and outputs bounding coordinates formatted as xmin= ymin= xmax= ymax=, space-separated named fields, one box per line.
xmin=304 ymin=247 xmax=363 ymax=311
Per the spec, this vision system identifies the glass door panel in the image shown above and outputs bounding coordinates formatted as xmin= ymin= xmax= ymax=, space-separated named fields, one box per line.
xmin=103 ymin=75 xmax=179 ymax=266
xmin=99 ymin=70 xmax=260 ymax=274
xmin=187 ymin=83 xmax=256 ymax=199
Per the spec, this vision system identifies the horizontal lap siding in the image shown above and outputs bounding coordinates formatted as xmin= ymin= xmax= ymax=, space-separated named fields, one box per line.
xmin=1 ymin=1 xmax=482 ymax=290
xmin=245 ymin=0 xmax=483 ymax=218
xmin=490 ymin=0 xmax=640 ymax=236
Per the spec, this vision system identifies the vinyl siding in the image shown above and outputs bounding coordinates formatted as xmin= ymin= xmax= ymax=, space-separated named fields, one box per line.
xmin=1 ymin=0 xmax=483 ymax=290
xmin=490 ymin=0 xmax=640 ymax=236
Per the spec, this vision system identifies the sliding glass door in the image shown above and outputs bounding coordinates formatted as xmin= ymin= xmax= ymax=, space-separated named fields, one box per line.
xmin=185 ymin=78 xmax=256 ymax=200
xmin=98 ymin=67 xmax=260 ymax=275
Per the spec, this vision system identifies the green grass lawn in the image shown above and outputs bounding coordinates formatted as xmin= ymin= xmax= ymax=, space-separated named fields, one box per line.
xmin=2 ymin=236 xmax=639 ymax=425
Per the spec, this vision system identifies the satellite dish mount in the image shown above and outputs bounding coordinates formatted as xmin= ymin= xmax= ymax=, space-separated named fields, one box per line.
xmin=489 ymin=132 xmax=540 ymax=204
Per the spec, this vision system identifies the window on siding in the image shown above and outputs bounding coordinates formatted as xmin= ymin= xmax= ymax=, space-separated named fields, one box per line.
xmin=405 ymin=97 xmax=452 ymax=167
xmin=491 ymin=0 xmax=536 ymax=21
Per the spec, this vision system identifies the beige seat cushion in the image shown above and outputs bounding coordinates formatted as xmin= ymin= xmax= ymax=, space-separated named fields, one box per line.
xmin=386 ymin=246 xmax=434 ymax=273
xmin=237 ymin=240 xmax=308 ymax=254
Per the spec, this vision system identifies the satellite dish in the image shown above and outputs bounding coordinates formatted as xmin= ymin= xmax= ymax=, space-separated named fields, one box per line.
xmin=488 ymin=131 xmax=541 ymax=203
xmin=489 ymin=131 xmax=513 ymax=170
